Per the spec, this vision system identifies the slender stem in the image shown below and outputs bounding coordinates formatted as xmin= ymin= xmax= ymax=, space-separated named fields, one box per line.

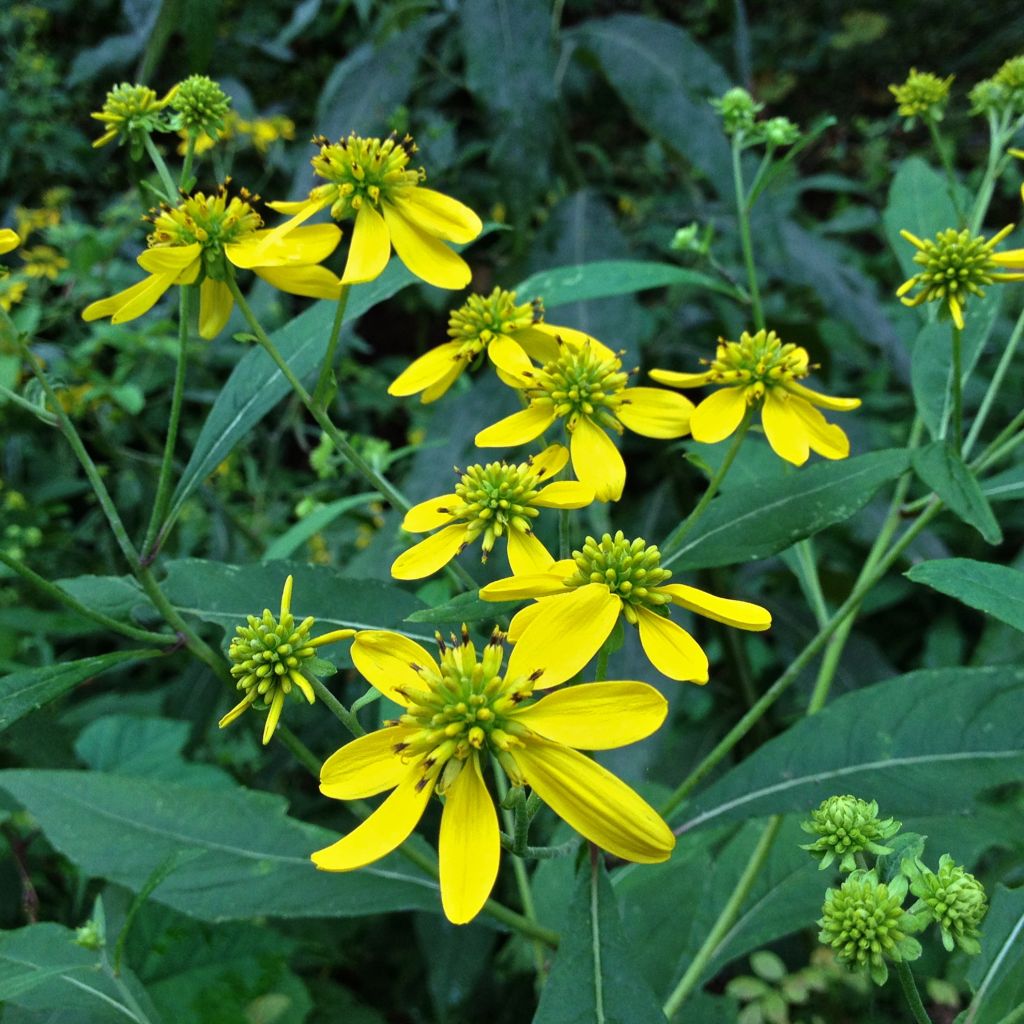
xmin=964 ymin=304 xmax=1024 ymax=457
xmin=662 ymin=411 xmax=752 ymax=561
xmin=142 ymin=285 xmax=192 ymax=559
xmin=558 ymin=507 xmax=571 ymax=560
xmin=142 ymin=134 xmax=178 ymax=203
xmin=926 ymin=117 xmax=963 ymax=224
xmin=662 ymin=815 xmax=784 ymax=1018
xmin=951 ymin=324 xmax=963 ymax=450
xmin=590 ymin=848 xmax=606 ymax=1024
xmin=794 ymin=538 xmax=829 ymax=628
xmin=180 ymin=130 xmax=197 ymax=189
xmin=895 ymin=960 xmax=933 ymax=1024
xmin=969 ymin=111 xmax=1008 ymax=235
xmin=975 ymin=407 xmax=1024 ymax=471
xmin=276 ymin=725 xmax=321 ymax=775
xmin=732 ymin=133 xmax=763 ymax=330
xmin=100 ymin=948 xmax=157 ymax=1024
xmin=312 ymin=286 xmax=351 ymax=409
xmin=594 ymin=643 xmax=610 ymax=682
xmin=0 ymin=382 xmax=56 ymax=424
xmin=306 ymin=674 xmax=366 ymax=737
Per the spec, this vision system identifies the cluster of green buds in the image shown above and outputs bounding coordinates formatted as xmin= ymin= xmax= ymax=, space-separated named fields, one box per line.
xmin=889 ymin=68 xmax=954 ymax=125
xmin=800 ymin=795 xmax=900 ymax=872
xmin=970 ymin=55 xmax=1024 ymax=118
xmin=171 ymin=74 xmax=232 ymax=139
xmin=711 ymin=87 xmax=801 ymax=148
xmin=670 ymin=221 xmax=713 ymax=256
xmin=567 ymin=532 xmax=672 ymax=622
xmin=90 ymin=82 xmax=178 ymax=155
xmin=906 ymin=854 xmax=988 ymax=954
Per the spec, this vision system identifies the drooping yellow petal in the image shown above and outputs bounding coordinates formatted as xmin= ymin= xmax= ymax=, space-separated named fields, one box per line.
xmin=311 ymin=765 xmax=435 ymax=871
xmin=389 ymin=188 xmax=483 ymax=244
xmin=511 ymin=325 xmax=562 ymax=364
xmin=382 ymin=204 xmax=472 ymax=290
xmin=529 ymin=443 xmax=569 ymax=480
xmin=513 ymin=681 xmax=667 ymax=750
xmin=82 ymin=272 xmax=177 ymax=324
xmin=391 ymin=523 xmax=471 ymax=580
xmin=342 ymin=203 xmax=391 ymax=285
xmin=351 ymin=631 xmax=439 ymax=706
xmin=634 ymin=606 xmax=709 ymax=683
xmin=0 ymin=229 xmax=21 ymax=255
xmin=218 ymin=690 xmax=257 ymax=728
xmin=532 ymin=324 xmax=618 ymax=362
xmin=420 ymin=362 xmax=466 ymax=403
xmin=137 ymin=243 xmax=203 ymax=274
xmin=262 ymin=196 xmax=332 ymax=243
xmin=475 ymin=405 xmax=556 ymax=448
xmin=227 ymin=223 xmax=342 ymax=269
xmin=266 ymin=198 xmax=318 ymax=215
xmin=761 ymin=391 xmax=809 ymax=466
xmin=253 ymin=264 xmax=343 ymax=300
xmin=479 ymin=569 xmax=568 ymax=601
xmin=403 ymin=493 xmax=461 ymax=532
xmin=506 ymin=528 xmax=556 ymax=576
xmin=531 ymin=480 xmax=595 ymax=510
xmin=320 ymin=726 xmax=416 ymax=800
xmin=617 ymin=386 xmax=694 ymax=439
xmin=512 ymin=738 xmax=674 ymax=863
xmin=198 ymin=278 xmax=234 ymax=339
xmin=262 ymin=688 xmax=286 ymax=744
xmin=505 ymin=584 xmax=622 ymax=688
xmin=783 ymin=379 xmax=861 ymax=412
xmin=507 ymin=599 xmax=548 ymax=641
xmin=389 ymin=341 xmax=467 ymax=398
xmin=439 ymin=755 xmax=499 ymax=925
xmin=661 ymin=583 xmax=771 ymax=631
xmin=570 ymin=416 xmax=625 ymax=502
xmin=690 ymin=387 xmax=748 ymax=444
xmin=787 ymin=397 xmax=850 ymax=460
xmin=649 ymin=368 xmax=715 ymax=389
xmin=487 ymin=333 xmax=535 ymax=377
xmin=948 ymin=295 xmax=964 ymax=330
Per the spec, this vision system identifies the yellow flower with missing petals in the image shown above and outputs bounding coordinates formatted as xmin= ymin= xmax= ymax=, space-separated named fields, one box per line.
xmin=475 ymin=333 xmax=694 ymax=501
xmin=82 ymin=187 xmax=343 ymax=339
xmin=480 ymin=531 xmax=771 ymax=683
xmin=263 ymin=133 xmax=482 ymax=290
xmin=219 ymin=575 xmax=355 ymax=744
xmin=392 ymin=444 xmax=594 ymax=580
xmin=312 ymin=627 xmax=674 ymax=924
xmin=91 ymin=82 xmax=178 ymax=149
xmin=651 ymin=329 xmax=861 ymax=466
xmin=0 ymin=229 xmax=20 ymax=257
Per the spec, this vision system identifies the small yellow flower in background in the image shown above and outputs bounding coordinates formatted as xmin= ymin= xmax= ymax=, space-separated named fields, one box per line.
xmin=480 ymin=531 xmax=771 ymax=683
xmin=82 ymin=187 xmax=343 ymax=339
xmin=651 ymin=329 xmax=861 ymax=466
xmin=897 ymin=225 xmax=1024 ymax=329
xmin=14 ymin=206 xmax=60 ymax=243
xmin=889 ymin=69 xmax=954 ymax=122
xmin=91 ymin=82 xmax=178 ymax=149
xmin=0 ymin=278 xmax=27 ymax=312
xmin=219 ymin=575 xmax=354 ymax=744
xmin=242 ymin=114 xmax=296 ymax=154
xmin=20 ymin=245 xmax=68 ymax=280
xmin=476 ymin=334 xmax=694 ymax=501
xmin=0 ymin=229 xmax=20 ymax=257
xmin=312 ymin=627 xmax=674 ymax=924
xmin=263 ymin=133 xmax=482 ymax=289
xmin=392 ymin=444 xmax=594 ymax=579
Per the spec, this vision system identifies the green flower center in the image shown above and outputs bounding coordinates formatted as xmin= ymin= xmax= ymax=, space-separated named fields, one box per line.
xmin=228 ymin=607 xmax=317 ymax=709
xmin=916 ymin=864 xmax=987 ymax=932
xmin=452 ymin=461 xmax=542 ymax=558
xmin=820 ymin=877 xmax=908 ymax=969
xmin=310 ymin=133 xmax=423 ymax=220
xmin=96 ymin=82 xmax=169 ymax=131
xmin=707 ymin=329 xmax=808 ymax=398
xmin=528 ymin=342 xmax=629 ymax=430
xmin=172 ymin=74 xmax=231 ymax=133
xmin=891 ymin=69 xmax=953 ymax=117
xmin=804 ymin=795 xmax=895 ymax=856
xmin=448 ymin=287 xmax=539 ymax=361
xmin=908 ymin=228 xmax=998 ymax=302
xmin=566 ymin=531 xmax=672 ymax=617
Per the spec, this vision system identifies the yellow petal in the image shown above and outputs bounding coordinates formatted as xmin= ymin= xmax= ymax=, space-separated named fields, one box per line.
xmin=391 ymin=523 xmax=471 ymax=580
xmin=992 ymin=248 xmax=1024 ymax=269
xmin=82 ymin=273 xmax=176 ymax=323
xmin=661 ymin=584 xmax=771 ymax=631
xmin=506 ymin=528 xmax=556 ymax=576
xmin=533 ymin=324 xmax=618 ymax=362
xmin=137 ymin=243 xmax=203 ymax=274
xmin=479 ymin=570 xmax=568 ymax=601
xmin=784 ymin=380 xmax=861 ymax=412
xmin=0 ymin=229 xmax=21 ymax=255
xmin=634 ymin=606 xmax=709 ymax=683
xmin=788 ymin=397 xmax=850 ymax=461
xmin=389 ymin=188 xmax=483 ymax=244
xmin=475 ymin=405 xmax=556 ymax=448
xmin=690 ymin=387 xmax=748 ymax=444
xmin=511 ymin=325 xmax=562 ymax=364
xmin=342 ymin=203 xmax=391 ymax=285
xmin=198 ymin=278 xmax=234 ymax=339
xmin=528 ymin=443 xmax=569 ymax=480
xmin=570 ymin=416 xmax=625 ymax=502
xmin=948 ymin=295 xmax=964 ymax=330
xmin=420 ymin=362 xmax=466 ymax=403
xmin=761 ymin=391 xmax=809 ymax=466
xmin=261 ymin=196 xmax=332 ymax=246
xmin=505 ymin=584 xmax=622 ymax=688
xmin=351 ymin=631 xmax=439 ymax=706
xmin=617 ymin=386 xmax=694 ymax=439
xmin=227 ymin=224 xmax=342 ymax=268
xmin=389 ymin=341 xmax=467 ymax=398
xmin=403 ymin=493 xmax=461 ymax=532
xmin=512 ymin=738 xmax=674 ymax=863
xmin=531 ymin=480 xmax=595 ymax=510
xmin=253 ymin=264 xmax=343 ymax=300
xmin=311 ymin=765 xmax=435 ymax=871
xmin=218 ymin=691 xmax=256 ymax=728
xmin=382 ymin=204 xmax=471 ymax=290
xmin=266 ymin=198 xmax=318 ymax=215
xmin=439 ymin=755 xmax=499 ymax=925
xmin=487 ymin=333 xmax=535 ymax=377
xmin=649 ymin=368 xmax=714 ymax=389
xmin=320 ymin=726 xmax=416 ymax=800
xmin=507 ymin=599 xmax=548 ymax=640
xmin=513 ymin=681 xmax=667 ymax=749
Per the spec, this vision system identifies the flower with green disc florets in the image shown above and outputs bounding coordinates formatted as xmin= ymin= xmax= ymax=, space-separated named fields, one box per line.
xmin=889 ymin=68 xmax=954 ymax=124
xmin=818 ymin=870 xmax=922 ymax=986
xmin=800 ymin=795 xmax=901 ymax=872
xmin=906 ymin=854 xmax=988 ymax=954
xmin=172 ymin=74 xmax=232 ymax=137
xmin=90 ymin=82 xmax=178 ymax=152
xmin=712 ymin=87 xmax=763 ymax=135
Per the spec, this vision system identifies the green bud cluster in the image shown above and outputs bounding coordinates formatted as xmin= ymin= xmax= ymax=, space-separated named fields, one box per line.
xmin=889 ymin=68 xmax=954 ymax=123
xmin=568 ymin=532 xmax=672 ymax=619
xmin=970 ymin=55 xmax=1024 ymax=116
xmin=529 ymin=342 xmax=629 ymax=432
xmin=228 ymin=606 xmax=319 ymax=709
xmin=452 ymin=461 xmax=542 ymax=559
xmin=711 ymin=87 xmax=801 ymax=148
xmin=800 ymin=795 xmax=900 ymax=872
xmin=74 ymin=919 xmax=105 ymax=951
xmin=172 ymin=74 xmax=232 ymax=135
xmin=907 ymin=854 xmax=988 ymax=954
xmin=448 ymin=287 xmax=539 ymax=361
xmin=91 ymin=82 xmax=177 ymax=153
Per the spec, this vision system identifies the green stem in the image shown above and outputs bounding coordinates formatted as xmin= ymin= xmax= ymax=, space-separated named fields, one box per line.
xmin=794 ymin=538 xmax=829 ymax=628
xmin=306 ymin=674 xmax=366 ymax=738
xmin=142 ymin=285 xmax=192 ymax=559
xmin=926 ymin=117 xmax=963 ymax=224
xmin=180 ymin=130 xmax=198 ymax=190
xmin=594 ymin=643 xmax=610 ymax=682
xmin=142 ymin=134 xmax=178 ymax=204
xmin=662 ymin=815 xmax=783 ymax=1018
xmin=312 ymin=286 xmax=351 ymax=409
xmin=732 ymin=133 xmax=764 ymax=330
xmin=963 ymin=304 xmax=1024 ymax=458
xmin=0 ymin=382 xmax=56 ymax=424
xmin=993 ymin=1003 xmax=1024 ymax=1024
xmin=895 ymin=960 xmax=933 ymax=1024
xmin=100 ymin=948 xmax=157 ymax=1024
xmin=558 ymin=507 xmax=571 ymax=560
xmin=276 ymin=725 xmax=321 ymax=775
xmin=590 ymin=849 xmax=606 ymax=1024
xmin=951 ymin=324 xmax=963 ymax=450
xmin=969 ymin=111 xmax=1009 ymax=235
xmin=662 ymin=411 xmax=752 ymax=562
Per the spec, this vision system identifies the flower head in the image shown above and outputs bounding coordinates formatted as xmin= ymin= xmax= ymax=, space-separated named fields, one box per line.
xmin=91 ymin=82 xmax=178 ymax=149
xmin=476 ymin=333 xmax=694 ymax=501
xmin=20 ymin=245 xmax=68 ymax=280
xmin=818 ymin=870 xmax=922 ymax=986
xmin=760 ymin=116 xmax=801 ymax=146
xmin=897 ymin=225 xmax=1023 ymax=329
xmin=264 ymin=133 xmax=482 ymax=289
xmin=312 ymin=627 xmax=674 ymax=923
xmin=889 ymin=69 xmax=954 ymax=122
xmin=172 ymin=74 xmax=232 ymax=137
xmin=907 ymin=854 xmax=987 ymax=954
xmin=82 ymin=186 xmax=343 ymax=339
xmin=480 ymin=530 xmax=770 ymax=683
xmin=219 ymin=575 xmax=354 ymax=744
xmin=712 ymin=87 xmax=763 ymax=135
xmin=651 ymin=329 xmax=860 ymax=466
xmin=392 ymin=444 xmax=594 ymax=579
xmin=800 ymin=795 xmax=901 ymax=872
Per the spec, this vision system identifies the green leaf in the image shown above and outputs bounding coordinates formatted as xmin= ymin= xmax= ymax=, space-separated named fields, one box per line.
xmin=883 ymin=157 xmax=958 ymax=279
xmin=912 ymin=442 xmax=1002 ymax=543
xmin=513 ymin=260 xmax=743 ymax=306
xmin=534 ymin=860 xmax=667 ymax=1024
xmin=964 ymin=884 xmax=1024 ymax=1024
xmin=405 ymin=589 xmax=518 ymax=626
xmin=263 ymin=492 xmax=381 ymax=561
xmin=980 ymin=462 xmax=1024 ymax=502
xmin=675 ymin=666 xmax=1024 ymax=833
xmin=0 ymin=770 xmax=440 ymax=921
xmin=906 ymin=558 xmax=1024 ymax=633
xmin=0 ymin=651 xmax=162 ymax=732
xmin=56 ymin=574 xmax=152 ymax=620
xmin=664 ymin=450 xmax=909 ymax=570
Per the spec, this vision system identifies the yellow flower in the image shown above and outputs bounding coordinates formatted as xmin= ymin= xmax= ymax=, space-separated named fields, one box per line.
xmin=897 ymin=225 xmax=1024 ymax=329
xmin=388 ymin=287 xmax=568 ymax=403
xmin=392 ymin=444 xmax=594 ymax=580
xmin=888 ymin=69 xmax=954 ymax=121
xmin=91 ymin=82 xmax=178 ymax=148
xmin=0 ymin=277 xmax=27 ymax=312
xmin=475 ymin=333 xmax=694 ymax=502
xmin=263 ymin=133 xmax=482 ymax=289
xmin=651 ymin=329 xmax=861 ymax=466
xmin=312 ymin=627 xmax=674 ymax=924
xmin=219 ymin=575 xmax=354 ymax=744
xmin=20 ymin=245 xmax=68 ymax=280
xmin=82 ymin=187 xmax=343 ymax=339
xmin=240 ymin=114 xmax=295 ymax=154
xmin=480 ymin=531 xmax=771 ymax=683
xmin=14 ymin=206 xmax=60 ymax=243
xmin=0 ymin=229 xmax=20 ymax=257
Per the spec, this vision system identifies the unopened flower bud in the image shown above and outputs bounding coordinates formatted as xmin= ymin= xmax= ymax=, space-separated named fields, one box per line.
xmin=800 ymin=795 xmax=900 ymax=872
xmin=172 ymin=74 xmax=232 ymax=136
xmin=908 ymin=854 xmax=987 ymax=954
xmin=712 ymin=87 xmax=763 ymax=135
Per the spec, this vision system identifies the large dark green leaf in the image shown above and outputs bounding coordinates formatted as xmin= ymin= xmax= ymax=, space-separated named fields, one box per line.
xmin=262 ymin=492 xmax=381 ymax=561
xmin=0 ymin=770 xmax=440 ymax=922
xmin=663 ymin=449 xmax=909 ymax=571
xmin=906 ymin=558 xmax=1024 ymax=632
xmin=912 ymin=442 xmax=1001 ymax=543
xmin=883 ymin=157 xmax=959 ymax=279
xmin=964 ymin=884 xmax=1024 ymax=1024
